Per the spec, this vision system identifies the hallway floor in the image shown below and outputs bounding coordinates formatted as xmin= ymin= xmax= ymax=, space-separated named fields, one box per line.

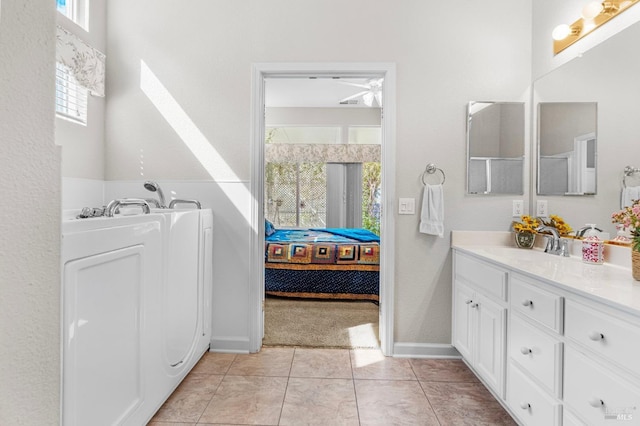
xmin=149 ymin=347 xmax=515 ymax=425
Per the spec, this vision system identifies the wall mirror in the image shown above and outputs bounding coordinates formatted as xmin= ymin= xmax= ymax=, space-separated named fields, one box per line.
xmin=466 ymin=101 xmax=525 ymax=195
xmin=532 ymin=19 xmax=640 ymax=235
xmin=537 ymin=102 xmax=597 ymax=195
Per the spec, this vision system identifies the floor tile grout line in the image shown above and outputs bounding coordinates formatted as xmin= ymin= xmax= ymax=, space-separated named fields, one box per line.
xmin=193 ymin=371 xmax=225 ymax=425
xmin=347 ymin=349 xmax=363 ymax=426
xmin=416 ymin=379 xmax=443 ymax=426
xmin=274 ymin=347 xmax=298 ymax=425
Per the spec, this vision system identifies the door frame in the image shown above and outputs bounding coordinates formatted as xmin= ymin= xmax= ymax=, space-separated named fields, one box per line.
xmin=249 ymin=62 xmax=396 ymax=355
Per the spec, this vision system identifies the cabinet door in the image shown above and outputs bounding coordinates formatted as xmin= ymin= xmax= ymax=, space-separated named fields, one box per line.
xmin=475 ymin=294 xmax=506 ymax=398
xmin=453 ymin=281 xmax=475 ymax=361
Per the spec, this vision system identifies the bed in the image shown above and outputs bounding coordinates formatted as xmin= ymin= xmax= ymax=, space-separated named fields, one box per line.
xmin=264 ymin=226 xmax=380 ymax=302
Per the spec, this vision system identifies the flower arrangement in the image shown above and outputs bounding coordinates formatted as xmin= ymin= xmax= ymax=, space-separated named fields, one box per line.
xmin=611 ymin=200 xmax=640 ymax=251
xmin=511 ymin=215 xmax=540 ymax=233
xmin=539 ymin=214 xmax=573 ymax=236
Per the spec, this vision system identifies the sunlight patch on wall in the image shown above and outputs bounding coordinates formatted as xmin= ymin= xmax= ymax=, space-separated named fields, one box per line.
xmin=139 ymin=60 xmax=251 ymax=224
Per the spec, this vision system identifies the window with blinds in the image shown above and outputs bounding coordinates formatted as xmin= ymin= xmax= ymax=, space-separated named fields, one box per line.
xmin=56 ymin=0 xmax=88 ymax=30
xmin=55 ymin=62 xmax=88 ymax=124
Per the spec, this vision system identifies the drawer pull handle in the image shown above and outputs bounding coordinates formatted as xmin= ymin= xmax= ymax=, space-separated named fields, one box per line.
xmin=470 ymin=303 xmax=478 ymax=308
xmin=465 ymin=299 xmax=473 ymax=304
xmin=588 ymin=397 xmax=604 ymax=408
xmin=520 ymin=347 xmax=532 ymax=355
xmin=522 ymin=300 xmax=533 ymax=307
xmin=519 ymin=402 xmax=531 ymax=410
xmin=588 ymin=331 xmax=604 ymax=341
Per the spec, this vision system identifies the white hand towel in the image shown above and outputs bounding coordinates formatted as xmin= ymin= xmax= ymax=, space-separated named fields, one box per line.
xmin=419 ymin=184 xmax=444 ymax=237
xmin=621 ymin=186 xmax=640 ymax=208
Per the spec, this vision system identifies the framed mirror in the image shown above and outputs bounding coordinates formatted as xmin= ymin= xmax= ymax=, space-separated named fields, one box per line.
xmin=466 ymin=101 xmax=525 ymax=195
xmin=537 ymin=102 xmax=597 ymax=195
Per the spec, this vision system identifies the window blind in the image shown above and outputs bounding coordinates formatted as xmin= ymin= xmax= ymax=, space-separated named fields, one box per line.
xmin=55 ymin=62 xmax=88 ymax=124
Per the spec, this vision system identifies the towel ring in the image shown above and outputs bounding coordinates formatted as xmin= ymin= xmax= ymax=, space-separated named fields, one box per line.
xmin=623 ymin=165 xmax=640 ymax=188
xmin=421 ymin=163 xmax=446 ymax=185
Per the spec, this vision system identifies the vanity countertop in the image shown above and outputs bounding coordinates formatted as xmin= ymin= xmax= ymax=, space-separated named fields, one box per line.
xmin=452 ymin=231 xmax=640 ymax=317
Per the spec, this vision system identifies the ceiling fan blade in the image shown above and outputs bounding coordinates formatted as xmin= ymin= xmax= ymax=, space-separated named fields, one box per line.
xmin=374 ymin=91 xmax=383 ymax=107
xmin=339 ymin=90 xmax=370 ymax=103
xmin=362 ymin=92 xmax=374 ymax=107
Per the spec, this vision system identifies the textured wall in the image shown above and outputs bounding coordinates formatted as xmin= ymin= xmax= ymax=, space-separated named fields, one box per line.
xmin=0 ymin=0 xmax=61 ymax=424
xmin=106 ymin=0 xmax=532 ymax=347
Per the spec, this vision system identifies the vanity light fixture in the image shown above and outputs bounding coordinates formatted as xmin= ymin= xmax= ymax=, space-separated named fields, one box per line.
xmin=552 ymin=0 xmax=639 ymax=55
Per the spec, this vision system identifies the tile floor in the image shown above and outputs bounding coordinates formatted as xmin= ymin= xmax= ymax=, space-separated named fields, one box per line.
xmin=149 ymin=347 xmax=516 ymax=425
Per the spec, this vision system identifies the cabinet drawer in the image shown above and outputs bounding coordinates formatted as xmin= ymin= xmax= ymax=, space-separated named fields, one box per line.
xmin=562 ymin=409 xmax=586 ymax=426
xmin=510 ymin=275 xmax=563 ymax=334
xmin=564 ymin=346 xmax=640 ymax=426
xmin=455 ymin=253 xmax=507 ymax=301
xmin=565 ymin=300 xmax=640 ymax=379
xmin=507 ymin=363 xmax=562 ymax=426
xmin=509 ymin=314 xmax=562 ymax=397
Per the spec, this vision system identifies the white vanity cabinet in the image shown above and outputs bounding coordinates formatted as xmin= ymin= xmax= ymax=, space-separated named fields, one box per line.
xmin=453 ymin=252 xmax=507 ymax=398
xmin=507 ymin=274 xmax=563 ymax=426
xmin=563 ymin=300 xmax=640 ymax=425
xmin=452 ymin=243 xmax=640 ymax=426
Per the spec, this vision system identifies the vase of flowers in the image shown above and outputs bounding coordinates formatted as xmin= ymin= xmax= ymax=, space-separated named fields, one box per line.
xmin=512 ymin=215 xmax=539 ymax=249
xmin=612 ymin=200 xmax=640 ymax=281
xmin=538 ymin=214 xmax=573 ymax=236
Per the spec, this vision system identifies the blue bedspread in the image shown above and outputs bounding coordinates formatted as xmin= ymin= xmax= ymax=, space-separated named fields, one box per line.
xmin=311 ymin=228 xmax=380 ymax=242
xmin=266 ymin=228 xmax=379 ymax=243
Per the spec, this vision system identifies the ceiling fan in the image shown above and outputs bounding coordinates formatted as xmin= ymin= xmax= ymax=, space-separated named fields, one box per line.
xmin=338 ymin=78 xmax=384 ymax=107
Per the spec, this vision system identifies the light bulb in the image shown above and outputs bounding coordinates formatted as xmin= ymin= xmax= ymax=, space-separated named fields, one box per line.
xmin=582 ymin=1 xmax=604 ymax=19
xmin=552 ymin=24 xmax=572 ymax=41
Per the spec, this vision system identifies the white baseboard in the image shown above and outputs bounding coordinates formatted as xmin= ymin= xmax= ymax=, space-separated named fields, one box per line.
xmin=392 ymin=342 xmax=461 ymax=359
xmin=209 ymin=336 xmax=252 ymax=354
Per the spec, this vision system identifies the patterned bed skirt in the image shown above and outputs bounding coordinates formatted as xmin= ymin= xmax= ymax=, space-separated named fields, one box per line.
xmin=264 ymin=263 xmax=379 ymax=302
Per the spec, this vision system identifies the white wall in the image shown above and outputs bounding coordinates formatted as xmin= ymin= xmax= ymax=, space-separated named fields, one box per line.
xmin=105 ymin=0 xmax=532 ymax=350
xmin=0 ymin=0 xmax=61 ymax=424
xmin=56 ymin=0 xmax=107 ymax=180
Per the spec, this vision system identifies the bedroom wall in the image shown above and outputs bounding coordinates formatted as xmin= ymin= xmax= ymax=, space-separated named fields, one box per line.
xmin=105 ymin=0 xmax=533 ymax=351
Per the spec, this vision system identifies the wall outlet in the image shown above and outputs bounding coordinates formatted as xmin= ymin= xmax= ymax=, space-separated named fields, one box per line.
xmin=537 ymin=200 xmax=548 ymax=217
xmin=512 ymin=200 xmax=523 ymax=217
xmin=398 ymin=198 xmax=415 ymax=215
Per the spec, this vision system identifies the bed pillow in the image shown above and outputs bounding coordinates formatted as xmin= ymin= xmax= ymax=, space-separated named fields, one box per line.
xmin=265 ymin=219 xmax=276 ymax=236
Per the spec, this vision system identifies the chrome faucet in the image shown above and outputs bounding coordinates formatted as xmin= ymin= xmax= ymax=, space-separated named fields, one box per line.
xmin=144 ymin=198 xmax=162 ymax=208
xmin=537 ymin=225 xmax=561 ymax=255
xmin=576 ymin=225 xmax=603 ymax=237
xmin=143 ymin=181 xmax=167 ymax=208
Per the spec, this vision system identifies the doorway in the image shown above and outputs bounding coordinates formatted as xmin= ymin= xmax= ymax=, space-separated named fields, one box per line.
xmin=250 ymin=63 xmax=396 ymax=355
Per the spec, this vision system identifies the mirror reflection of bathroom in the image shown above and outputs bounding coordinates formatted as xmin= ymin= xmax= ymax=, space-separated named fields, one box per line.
xmin=537 ymin=102 xmax=597 ymax=196
xmin=466 ymin=101 xmax=525 ymax=195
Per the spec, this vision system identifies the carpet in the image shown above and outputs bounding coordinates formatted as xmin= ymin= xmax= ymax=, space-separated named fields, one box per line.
xmin=263 ymin=297 xmax=380 ymax=349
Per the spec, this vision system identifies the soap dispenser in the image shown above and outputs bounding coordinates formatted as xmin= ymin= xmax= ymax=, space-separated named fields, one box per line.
xmin=582 ymin=224 xmax=604 ymax=264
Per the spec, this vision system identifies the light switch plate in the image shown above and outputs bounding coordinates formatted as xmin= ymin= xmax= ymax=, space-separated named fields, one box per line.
xmin=399 ymin=198 xmax=415 ymax=215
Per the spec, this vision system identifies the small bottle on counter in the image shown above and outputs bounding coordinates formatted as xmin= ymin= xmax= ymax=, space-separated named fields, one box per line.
xmin=582 ymin=224 xmax=604 ymax=265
